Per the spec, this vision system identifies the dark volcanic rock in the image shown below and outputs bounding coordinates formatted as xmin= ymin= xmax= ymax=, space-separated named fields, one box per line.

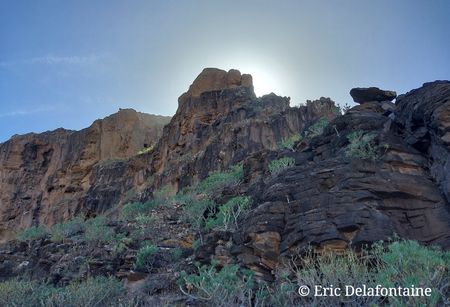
xmin=395 ymin=80 xmax=450 ymax=203
xmin=231 ymin=81 xmax=450 ymax=280
xmin=350 ymin=87 xmax=397 ymax=103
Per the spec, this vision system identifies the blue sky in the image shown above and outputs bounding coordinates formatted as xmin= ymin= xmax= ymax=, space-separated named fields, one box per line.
xmin=1 ymin=0 xmax=449 ymax=142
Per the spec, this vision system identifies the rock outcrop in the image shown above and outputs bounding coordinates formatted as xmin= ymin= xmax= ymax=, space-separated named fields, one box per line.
xmin=0 ymin=110 xmax=170 ymax=242
xmin=350 ymin=87 xmax=397 ymax=103
xmin=148 ymin=68 xmax=338 ymax=191
xmin=225 ymin=81 xmax=450 ymax=280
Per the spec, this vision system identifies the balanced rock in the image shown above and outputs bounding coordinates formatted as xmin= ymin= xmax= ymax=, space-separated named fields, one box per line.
xmin=350 ymin=87 xmax=397 ymax=103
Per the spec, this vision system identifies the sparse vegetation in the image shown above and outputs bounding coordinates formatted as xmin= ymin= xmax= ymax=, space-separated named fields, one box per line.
xmin=50 ymin=217 xmax=85 ymax=242
xmin=306 ymin=117 xmax=328 ymax=138
xmin=135 ymin=244 xmax=159 ymax=272
xmin=179 ymin=240 xmax=450 ymax=307
xmin=0 ymin=276 xmax=134 ymax=307
xmin=16 ymin=225 xmax=48 ymax=242
xmin=206 ymin=196 xmax=251 ymax=231
xmin=269 ymin=157 xmax=295 ymax=175
xmin=84 ymin=216 xmax=116 ymax=246
xmin=120 ymin=200 xmax=157 ymax=221
xmin=179 ymin=260 xmax=256 ymax=307
xmin=196 ymin=164 xmax=243 ymax=195
xmin=345 ymin=130 xmax=379 ymax=160
xmin=279 ymin=134 xmax=302 ymax=150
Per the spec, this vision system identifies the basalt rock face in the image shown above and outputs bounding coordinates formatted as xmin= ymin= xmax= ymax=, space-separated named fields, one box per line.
xmin=149 ymin=68 xmax=338 ymax=191
xmin=0 ymin=109 xmax=170 ymax=242
xmin=227 ymin=81 xmax=450 ymax=280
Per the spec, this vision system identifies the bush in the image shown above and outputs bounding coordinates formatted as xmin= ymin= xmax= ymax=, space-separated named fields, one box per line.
xmin=376 ymin=240 xmax=449 ymax=306
xmin=183 ymin=199 xmax=216 ymax=231
xmin=135 ymin=245 xmax=159 ymax=272
xmin=279 ymin=134 xmax=302 ymax=150
xmin=345 ymin=130 xmax=379 ymax=160
xmin=269 ymin=157 xmax=295 ymax=175
xmin=179 ymin=261 xmax=255 ymax=307
xmin=84 ymin=216 xmax=116 ymax=246
xmin=0 ymin=276 xmax=135 ymax=307
xmin=178 ymin=240 xmax=449 ymax=307
xmin=306 ymin=117 xmax=328 ymax=138
xmin=196 ymin=164 xmax=243 ymax=195
xmin=16 ymin=225 xmax=48 ymax=242
xmin=206 ymin=196 xmax=251 ymax=231
xmin=50 ymin=217 xmax=85 ymax=242
xmin=120 ymin=200 xmax=157 ymax=221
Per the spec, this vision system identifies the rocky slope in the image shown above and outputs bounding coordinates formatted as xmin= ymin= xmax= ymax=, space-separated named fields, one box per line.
xmin=228 ymin=81 xmax=450 ymax=280
xmin=0 ymin=110 xmax=170 ymax=242
xmin=0 ymin=69 xmax=449 ymax=305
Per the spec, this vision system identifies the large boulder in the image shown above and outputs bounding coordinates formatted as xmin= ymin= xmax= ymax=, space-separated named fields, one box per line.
xmin=350 ymin=87 xmax=397 ymax=103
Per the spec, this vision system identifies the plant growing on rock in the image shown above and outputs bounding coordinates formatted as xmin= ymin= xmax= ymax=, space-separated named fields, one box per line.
xmin=16 ymin=225 xmax=48 ymax=243
xmin=306 ymin=117 xmax=328 ymax=138
xmin=345 ymin=130 xmax=379 ymax=160
xmin=206 ymin=196 xmax=251 ymax=231
xmin=178 ymin=260 xmax=256 ymax=307
xmin=279 ymin=134 xmax=302 ymax=151
xmin=120 ymin=200 xmax=157 ymax=221
xmin=196 ymin=164 xmax=243 ymax=195
xmin=84 ymin=216 xmax=116 ymax=247
xmin=135 ymin=244 xmax=159 ymax=272
xmin=269 ymin=157 xmax=295 ymax=175
xmin=50 ymin=217 xmax=85 ymax=242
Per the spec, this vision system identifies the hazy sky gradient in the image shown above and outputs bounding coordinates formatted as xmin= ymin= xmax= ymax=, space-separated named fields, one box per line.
xmin=1 ymin=0 xmax=449 ymax=142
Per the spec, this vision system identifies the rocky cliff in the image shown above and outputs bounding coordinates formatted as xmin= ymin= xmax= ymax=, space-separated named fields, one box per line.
xmin=0 ymin=109 xmax=170 ymax=241
xmin=148 ymin=68 xmax=338 ymax=191
xmin=0 ymin=69 xmax=449 ymax=305
xmin=228 ymin=81 xmax=450 ymax=280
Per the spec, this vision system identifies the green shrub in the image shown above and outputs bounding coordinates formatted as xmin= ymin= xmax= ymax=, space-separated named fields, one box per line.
xmin=206 ymin=196 xmax=251 ymax=231
xmin=16 ymin=225 xmax=48 ymax=242
xmin=183 ymin=199 xmax=216 ymax=231
xmin=135 ymin=245 xmax=159 ymax=272
xmin=279 ymin=134 xmax=302 ymax=150
xmin=120 ymin=200 xmax=157 ymax=221
xmin=179 ymin=261 xmax=255 ymax=306
xmin=178 ymin=240 xmax=449 ymax=307
xmin=269 ymin=157 xmax=295 ymax=175
xmin=306 ymin=117 xmax=328 ymax=138
xmin=376 ymin=240 xmax=449 ymax=306
xmin=0 ymin=276 xmax=135 ymax=307
xmin=345 ymin=130 xmax=379 ymax=160
xmin=196 ymin=164 xmax=243 ymax=195
xmin=84 ymin=216 xmax=116 ymax=246
xmin=50 ymin=217 xmax=85 ymax=242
